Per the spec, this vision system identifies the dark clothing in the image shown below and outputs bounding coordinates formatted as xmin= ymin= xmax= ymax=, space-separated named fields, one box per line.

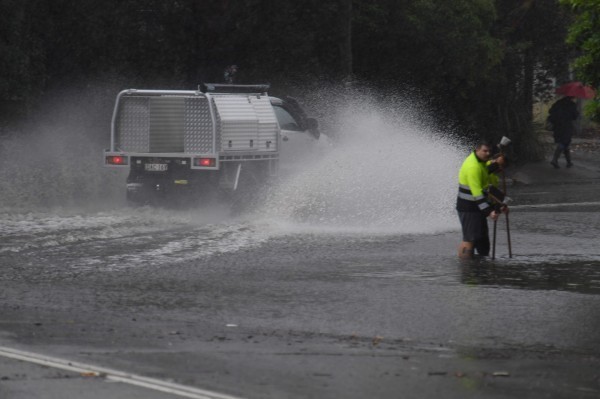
xmin=458 ymin=211 xmax=490 ymax=256
xmin=549 ymin=97 xmax=578 ymax=168
xmin=548 ymin=97 xmax=578 ymax=146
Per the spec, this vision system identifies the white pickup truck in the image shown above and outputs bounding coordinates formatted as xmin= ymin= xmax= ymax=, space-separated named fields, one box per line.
xmin=104 ymin=84 xmax=319 ymax=205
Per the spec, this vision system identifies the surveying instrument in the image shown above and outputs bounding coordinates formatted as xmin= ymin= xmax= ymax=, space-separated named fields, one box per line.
xmin=488 ymin=136 xmax=513 ymax=259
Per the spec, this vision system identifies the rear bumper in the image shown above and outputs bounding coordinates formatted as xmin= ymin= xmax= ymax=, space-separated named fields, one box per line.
xmin=104 ymin=152 xmax=220 ymax=170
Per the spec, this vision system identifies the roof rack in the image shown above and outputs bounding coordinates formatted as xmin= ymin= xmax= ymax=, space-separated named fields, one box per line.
xmin=200 ymin=83 xmax=270 ymax=94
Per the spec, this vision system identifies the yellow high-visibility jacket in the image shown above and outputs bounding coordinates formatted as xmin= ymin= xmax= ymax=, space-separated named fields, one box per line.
xmin=456 ymin=151 xmax=498 ymax=215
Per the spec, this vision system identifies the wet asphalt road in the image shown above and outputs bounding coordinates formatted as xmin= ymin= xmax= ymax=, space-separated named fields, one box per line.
xmin=1 ymin=157 xmax=600 ymax=398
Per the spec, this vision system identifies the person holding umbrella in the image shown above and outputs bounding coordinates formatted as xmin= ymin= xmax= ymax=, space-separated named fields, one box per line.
xmin=548 ymin=82 xmax=596 ymax=169
xmin=548 ymin=95 xmax=578 ymax=168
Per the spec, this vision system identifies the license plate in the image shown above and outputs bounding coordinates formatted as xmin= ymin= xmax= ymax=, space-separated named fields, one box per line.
xmin=145 ymin=163 xmax=168 ymax=171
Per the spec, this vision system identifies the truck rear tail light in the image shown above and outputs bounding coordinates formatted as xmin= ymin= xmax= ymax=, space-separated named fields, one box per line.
xmin=194 ymin=157 xmax=216 ymax=167
xmin=106 ymin=155 xmax=128 ymax=165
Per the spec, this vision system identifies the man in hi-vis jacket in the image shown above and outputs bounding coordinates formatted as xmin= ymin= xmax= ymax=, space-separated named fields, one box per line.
xmin=456 ymin=141 xmax=508 ymax=259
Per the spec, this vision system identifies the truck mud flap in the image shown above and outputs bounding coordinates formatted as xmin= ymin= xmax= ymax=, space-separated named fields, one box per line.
xmin=218 ymin=163 xmax=242 ymax=191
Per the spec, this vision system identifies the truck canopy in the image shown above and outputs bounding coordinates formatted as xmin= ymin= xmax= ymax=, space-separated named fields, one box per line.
xmin=111 ymin=89 xmax=279 ymax=155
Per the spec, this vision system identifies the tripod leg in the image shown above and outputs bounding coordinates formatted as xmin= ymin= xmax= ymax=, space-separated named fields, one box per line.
xmin=492 ymin=219 xmax=497 ymax=260
xmin=505 ymin=213 xmax=512 ymax=258
xmin=501 ymin=170 xmax=512 ymax=258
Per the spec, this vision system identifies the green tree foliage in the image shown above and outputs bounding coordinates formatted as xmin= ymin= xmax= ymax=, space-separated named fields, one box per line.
xmin=0 ymin=0 xmax=46 ymax=119
xmin=0 ymin=0 xmax=578 ymax=157
xmin=561 ymin=0 xmax=600 ymax=120
xmin=478 ymin=0 xmax=573 ymax=156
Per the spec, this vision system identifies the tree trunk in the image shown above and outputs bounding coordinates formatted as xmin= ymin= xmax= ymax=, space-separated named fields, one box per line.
xmin=339 ymin=0 xmax=353 ymax=82
xmin=522 ymin=48 xmax=534 ymax=132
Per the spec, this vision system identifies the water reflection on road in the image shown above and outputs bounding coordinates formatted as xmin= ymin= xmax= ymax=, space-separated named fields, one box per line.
xmin=461 ymin=260 xmax=600 ymax=295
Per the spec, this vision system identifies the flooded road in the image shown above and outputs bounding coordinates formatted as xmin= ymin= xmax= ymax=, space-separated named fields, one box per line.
xmin=1 ymin=98 xmax=599 ymax=397
xmin=1 ymin=173 xmax=600 ymax=398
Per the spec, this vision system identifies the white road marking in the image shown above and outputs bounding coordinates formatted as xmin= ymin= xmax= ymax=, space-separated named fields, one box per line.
xmin=512 ymin=201 xmax=600 ymax=209
xmin=0 ymin=346 xmax=243 ymax=399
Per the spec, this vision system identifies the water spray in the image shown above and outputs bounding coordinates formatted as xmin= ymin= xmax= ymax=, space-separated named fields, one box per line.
xmin=260 ymin=92 xmax=465 ymax=234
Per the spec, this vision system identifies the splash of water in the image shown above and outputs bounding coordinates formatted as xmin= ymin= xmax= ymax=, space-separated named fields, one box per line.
xmin=0 ymin=86 xmax=467 ymax=238
xmin=260 ymin=91 xmax=465 ymax=234
xmin=0 ymin=98 xmax=126 ymax=211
